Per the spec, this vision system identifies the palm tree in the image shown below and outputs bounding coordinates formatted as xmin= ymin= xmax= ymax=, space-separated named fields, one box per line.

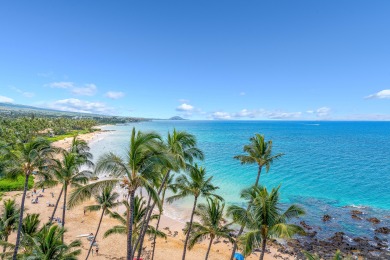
xmin=167 ymin=164 xmax=221 ymax=260
xmin=227 ymin=185 xmax=305 ymax=260
xmin=83 ymin=186 xmax=120 ymax=260
xmin=82 ymin=127 xmax=164 ymax=260
xmin=20 ymin=213 xmax=41 ymax=255
xmin=49 ymin=135 xmax=92 ymax=225
xmin=104 ymin=196 xmax=166 ymax=245
xmin=0 ymin=199 xmax=19 ymax=258
xmin=135 ymin=129 xmax=203 ymax=259
xmin=187 ymin=198 xmax=234 ymax=260
xmin=230 ymin=134 xmax=284 ymax=260
xmin=22 ymin=224 xmax=81 ymax=260
xmin=151 ymin=172 xmax=177 ymax=260
xmin=5 ymin=138 xmax=55 ymax=260
xmin=52 ymin=151 xmax=92 ymax=240
xmin=234 ymin=134 xmax=284 ymax=190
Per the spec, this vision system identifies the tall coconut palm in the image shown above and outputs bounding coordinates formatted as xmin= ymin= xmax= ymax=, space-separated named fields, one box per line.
xmin=86 ymin=127 xmax=164 ymax=260
xmin=151 ymin=172 xmax=177 ymax=260
xmin=83 ymin=186 xmax=120 ymax=260
xmin=135 ymin=129 xmax=204 ymax=259
xmin=230 ymin=134 xmax=284 ymax=260
xmin=0 ymin=199 xmax=19 ymax=258
xmin=5 ymin=138 xmax=55 ymax=260
xmin=227 ymin=185 xmax=305 ymax=260
xmin=52 ymin=151 xmax=92 ymax=240
xmin=187 ymin=198 xmax=234 ymax=260
xmin=22 ymin=224 xmax=81 ymax=260
xmin=104 ymin=196 xmax=166 ymax=244
xmin=49 ymin=135 xmax=92 ymax=225
xmin=167 ymin=164 xmax=221 ymax=260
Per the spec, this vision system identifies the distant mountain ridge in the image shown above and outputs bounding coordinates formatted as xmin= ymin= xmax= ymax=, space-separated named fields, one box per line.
xmin=0 ymin=102 xmax=149 ymax=122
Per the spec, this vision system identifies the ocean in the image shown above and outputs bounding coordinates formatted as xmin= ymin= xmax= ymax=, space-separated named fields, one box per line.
xmin=89 ymin=120 xmax=390 ymax=240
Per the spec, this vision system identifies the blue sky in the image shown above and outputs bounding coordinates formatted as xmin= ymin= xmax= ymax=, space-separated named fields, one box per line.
xmin=0 ymin=1 xmax=389 ymax=120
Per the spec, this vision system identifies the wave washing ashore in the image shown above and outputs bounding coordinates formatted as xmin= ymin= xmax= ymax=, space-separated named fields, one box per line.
xmin=88 ymin=121 xmax=390 ymax=258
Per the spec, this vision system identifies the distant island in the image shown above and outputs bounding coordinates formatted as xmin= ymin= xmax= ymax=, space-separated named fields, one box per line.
xmin=169 ymin=116 xmax=186 ymax=120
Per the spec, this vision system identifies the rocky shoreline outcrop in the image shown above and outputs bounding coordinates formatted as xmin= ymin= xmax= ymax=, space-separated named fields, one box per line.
xmin=270 ymin=210 xmax=390 ymax=259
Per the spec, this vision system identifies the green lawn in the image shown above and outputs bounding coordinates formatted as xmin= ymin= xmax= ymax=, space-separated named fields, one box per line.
xmin=0 ymin=175 xmax=34 ymax=191
xmin=46 ymin=129 xmax=93 ymax=142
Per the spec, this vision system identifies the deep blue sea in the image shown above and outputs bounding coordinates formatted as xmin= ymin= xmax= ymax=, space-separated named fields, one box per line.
xmin=89 ymin=121 xmax=390 ymax=240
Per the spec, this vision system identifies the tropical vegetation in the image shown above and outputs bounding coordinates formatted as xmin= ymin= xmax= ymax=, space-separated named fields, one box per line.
xmin=0 ymin=118 xmax=310 ymax=260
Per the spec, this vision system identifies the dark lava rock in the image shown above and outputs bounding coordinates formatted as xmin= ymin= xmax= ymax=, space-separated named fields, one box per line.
xmin=375 ymin=227 xmax=390 ymax=234
xmin=300 ymin=221 xmax=312 ymax=230
xmin=351 ymin=214 xmax=362 ymax=220
xmin=367 ymin=217 xmax=381 ymax=224
xmin=322 ymin=214 xmax=331 ymax=222
xmin=351 ymin=210 xmax=363 ymax=215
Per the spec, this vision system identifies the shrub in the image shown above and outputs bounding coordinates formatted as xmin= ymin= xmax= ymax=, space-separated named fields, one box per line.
xmin=0 ymin=175 xmax=34 ymax=191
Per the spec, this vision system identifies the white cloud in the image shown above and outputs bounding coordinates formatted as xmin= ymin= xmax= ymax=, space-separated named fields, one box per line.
xmin=239 ymin=92 xmax=246 ymax=96
xmin=231 ymin=109 xmax=302 ymax=119
xmin=0 ymin=95 xmax=14 ymax=103
xmin=71 ymin=83 xmax=97 ymax=96
xmin=365 ymin=89 xmax=390 ymax=99
xmin=210 ymin=111 xmax=232 ymax=120
xmin=306 ymin=110 xmax=314 ymax=114
xmin=176 ymin=103 xmax=194 ymax=112
xmin=48 ymin=81 xmax=74 ymax=88
xmin=105 ymin=91 xmax=125 ymax=99
xmin=11 ymin=87 xmax=35 ymax=98
xmin=315 ymin=107 xmax=331 ymax=117
xmin=49 ymin=98 xmax=113 ymax=114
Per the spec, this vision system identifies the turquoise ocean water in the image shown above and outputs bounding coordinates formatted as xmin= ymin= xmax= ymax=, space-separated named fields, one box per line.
xmin=89 ymin=121 xmax=390 ymax=239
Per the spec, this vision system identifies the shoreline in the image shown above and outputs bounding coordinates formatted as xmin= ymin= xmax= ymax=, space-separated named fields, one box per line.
xmin=3 ymin=129 xmax=289 ymax=260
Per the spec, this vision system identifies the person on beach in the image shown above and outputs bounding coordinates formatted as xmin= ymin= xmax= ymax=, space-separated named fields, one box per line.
xmin=95 ymin=247 xmax=99 ymax=256
xmin=91 ymin=248 xmax=94 ymax=256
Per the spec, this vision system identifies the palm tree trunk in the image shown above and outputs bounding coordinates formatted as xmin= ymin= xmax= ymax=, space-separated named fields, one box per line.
xmin=12 ymin=173 xmax=29 ymax=260
xmin=135 ymin=170 xmax=171 ymax=259
xmin=254 ymin=166 xmax=262 ymax=187
xmin=151 ymin=185 xmax=167 ymax=260
xmin=230 ymin=166 xmax=263 ymax=260
xmin=182 ymin=196 xmax=198 ymax=260
xmin=259 ymin=238 xmax=267 ymax=260
xmin=49 ymin=187 xmax=63 ymax=225
xmin=126 ymin=190 xmax=135 ymax=260
xmin=85 ymin=208 xmax=105 ymax=260
xmin=61 ymin=184 xmax=68 ymax=242
xmin=134 ymin=190 xmax=153 ymax=259
xmin=205 ymin=237 xmax=214 ymax=260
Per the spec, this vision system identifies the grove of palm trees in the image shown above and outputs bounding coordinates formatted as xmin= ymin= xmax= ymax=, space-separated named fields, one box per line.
xmin=1 ymin=120 xmax=354 ymax=260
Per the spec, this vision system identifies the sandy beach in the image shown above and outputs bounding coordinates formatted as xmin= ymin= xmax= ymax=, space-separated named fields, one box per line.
xmin=4 ymin=131 xmax=291 ymax=260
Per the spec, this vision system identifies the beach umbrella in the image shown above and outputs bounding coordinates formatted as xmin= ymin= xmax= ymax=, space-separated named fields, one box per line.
xmin=234 ymin=252 xmax=244 ymax=260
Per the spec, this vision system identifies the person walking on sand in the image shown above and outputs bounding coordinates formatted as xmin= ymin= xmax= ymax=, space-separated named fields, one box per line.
xmin=91 ymin=248 xmax=94 ymax=256
xmin=95 ymin=247 xmax=99 ymax=256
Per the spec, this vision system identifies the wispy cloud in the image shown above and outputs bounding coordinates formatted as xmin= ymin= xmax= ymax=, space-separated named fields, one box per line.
xmin=209 ymin=111 xmax=232 ymax=120
xmin=11 ymin=87 xmax=35 ymax=98
xmin=239 ymin=92 xmax=246 ymax=96
xmin=105 ymin=91 xmax=125 ymax=99
xmin=46 ymin=82 xmax=98 ymax=96
xmin=315 ymin=107 xmax=331 ymax=117
xmin=208 ymin=108 xmax=302 ymax=120
xmin=365 ymin=89 xmax=390 ymax=99
xmin=0 ymin=95 xmax=14 ymax=103
xmin=71 ymin=83 xmax=97 ymax=96
xmin=47 ymin=81 xmax=74 ymax=88
xmin=48 ymin=98 xmax=113 ymax=114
